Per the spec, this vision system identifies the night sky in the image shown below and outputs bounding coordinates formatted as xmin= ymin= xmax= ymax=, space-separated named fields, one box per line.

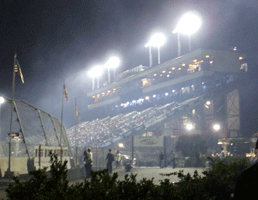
xmin=1 ymin=0 xmax=258 ymax=134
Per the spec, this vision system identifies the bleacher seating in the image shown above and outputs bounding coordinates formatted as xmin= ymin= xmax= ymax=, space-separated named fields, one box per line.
xmin=67 ymin=96 xmax=201 ymax=148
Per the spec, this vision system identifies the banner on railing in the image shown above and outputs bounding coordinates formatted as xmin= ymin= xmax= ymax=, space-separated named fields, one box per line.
xmin=99 ymin=140 xmax=112 ymax=148
xmin=112 ymin=135 xmax=124 ymax=143
xmin=133 ymin=136 xmax=163 ymax=147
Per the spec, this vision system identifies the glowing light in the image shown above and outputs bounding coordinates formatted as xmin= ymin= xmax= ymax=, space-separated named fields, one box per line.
xmin=172 ymin=90 xmax=175 ymax=93
xmin=172 ymin=67 xmax=176 ymax=70
xmin=162 ymin=70 xmax=166 ymax=73
xmin=88 ymin=65 xmax=103 ymax=78
xmin=154 ymin=74 xmax=157 ymax=76
xmin=153 ymin=94 xmax=156 ymax=98
xmin=186 ymin=123 xmax=194 ymax=131
xmin=173 ymin=12 xmax=202 ymax=35
xmin=206 ymin=101 xmax=211 ymax=105
xmin=145 ymin=96 xmax=150 ymax=100
xmin=0 ymin=97 xmax=4 ymax=104
xmin=105 ymin=56 xmax=120 ymax=69
xmin=165 ymin=93 xmax=169 ymax=96
xmin=118 ymin=143 xmax=124 ymax=148
xmin=146 ymin=33 xmax=166 ymax=47
xmin=182 ymin=63 xmax=186 ymax=66
xmin=205 ymin=55 xmax=210 ymax=58
xmin=178 ymin=68 xmax=182 ymax=70
xmin=213 ymin=124 xmax=221 ymax=131
xmin=239 ymin=57 xmax=244 ymax=60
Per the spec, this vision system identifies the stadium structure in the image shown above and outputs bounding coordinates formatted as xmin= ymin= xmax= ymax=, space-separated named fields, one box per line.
xmin=0 ymin=96 xmax=73 ymax=175
xmin=67 ymin=48 xmax=250 ymax=168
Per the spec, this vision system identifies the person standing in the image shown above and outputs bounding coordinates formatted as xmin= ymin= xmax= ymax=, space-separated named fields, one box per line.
xmin=116 ymin=150 xmax=122 ymax=168
xmin=106 ymin=149 xmax=114 ymax=173
xmin=159 ymin=151 xmax=164 ymax=168
xmin=170 ymin=151 xmax=176 ymax=168
xmin=220 ymin=148 xmax=225 ymax=160
xmin=84 ymin=148 xmax=93 ymax=178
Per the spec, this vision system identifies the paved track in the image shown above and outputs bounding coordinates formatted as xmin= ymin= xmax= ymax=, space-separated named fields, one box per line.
xmin=115 ymin=166 xmax=206 ymax=185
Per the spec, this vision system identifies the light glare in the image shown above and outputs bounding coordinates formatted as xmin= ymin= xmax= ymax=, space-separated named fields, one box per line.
xmin=174 ymin=12 xmax=202 ymax=35
xmin=213 ymin=124 xmax=221 ymax=131
xmin=105 ymin=57 xmax=120 ymax=69
xmin=0 ymin=97 xmax=5 ymax=104
xmin=147 ymin=33 xmax=166 ymax=47
xmin=186 ymin=123 xmax=194 ymax=131
xmin=88 ymin=65 xmax=103 ymax=78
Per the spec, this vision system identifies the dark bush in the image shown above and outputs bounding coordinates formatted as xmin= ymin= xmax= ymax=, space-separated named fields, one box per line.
xmin=6 ymin=154 xmax=252 ymax=200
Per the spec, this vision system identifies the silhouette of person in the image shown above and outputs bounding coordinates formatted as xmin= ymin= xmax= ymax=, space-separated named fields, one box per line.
xmin=106 ymin=149 xmax=114 ymax=173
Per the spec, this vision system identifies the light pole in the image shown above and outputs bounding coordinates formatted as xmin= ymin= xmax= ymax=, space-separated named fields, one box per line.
xmin=105 ymin=57 xmax=120 ymax=83
xmin=173 ymin=11 xmax=202 ymax=54
xmin=145 ymin=33 xmax=166 ymax=66
xmin=88 ymin=65 xmax=103 ymax=90
xmin=0 ymin=96 xmax=4 ymax=135
xmin=145 ymin=43 xmax=153 ymax=67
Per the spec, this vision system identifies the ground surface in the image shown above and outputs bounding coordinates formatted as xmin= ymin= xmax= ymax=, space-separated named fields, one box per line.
xmin=69 ymin=166 xmax=206 ymax=185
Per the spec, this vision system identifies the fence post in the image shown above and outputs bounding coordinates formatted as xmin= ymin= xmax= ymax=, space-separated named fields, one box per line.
xmin=39 ymin=144 xmax=41 ymax=169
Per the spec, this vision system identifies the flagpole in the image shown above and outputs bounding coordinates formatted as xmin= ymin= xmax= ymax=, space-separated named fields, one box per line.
xmin=75 ymin=98 xmax=78 ymax=166
xmin=60 ymin=81 xmax=65 ymax=163
xmin=8 ymin=54 xmax=17 ymax=183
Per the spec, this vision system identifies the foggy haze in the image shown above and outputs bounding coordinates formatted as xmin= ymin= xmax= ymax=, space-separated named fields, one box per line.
xmin=1 ymin=0 xmax=258 ymax=130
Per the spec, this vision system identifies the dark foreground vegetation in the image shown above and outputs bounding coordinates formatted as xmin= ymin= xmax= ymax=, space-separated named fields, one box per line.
xmin=6 ymin=153 xmax=251 ymax=200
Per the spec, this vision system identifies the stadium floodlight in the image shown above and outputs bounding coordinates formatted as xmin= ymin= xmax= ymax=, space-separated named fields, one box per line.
xmin=145 ymin=33 xmax=166 ymax=65
xmin=0 ymin=97 xmax=4 ymax=104
xmin=186 ymin=123 xmax=194 ymax=131
xmin=173 ymin=11 xmax=202 ymax=55
xmin=213 ymin=124 xmax=221 ymax=131
xmin=105 ymin=56 xmax=120 ymax=83
xmin=88 ymin=65 xmax=103 ymax=90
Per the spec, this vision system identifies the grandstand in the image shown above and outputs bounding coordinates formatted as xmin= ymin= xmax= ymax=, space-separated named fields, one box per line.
xmin=0 ymin=96 xmax=73 ymax=174
xmin=67 ymin=48 xmax=247 ymax=168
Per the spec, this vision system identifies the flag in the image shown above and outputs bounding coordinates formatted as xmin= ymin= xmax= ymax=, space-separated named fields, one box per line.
xmin=14 ymin=54 xmax=24 ymax=84
xmin=63 ymin=81 xmax=69 ymax=102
